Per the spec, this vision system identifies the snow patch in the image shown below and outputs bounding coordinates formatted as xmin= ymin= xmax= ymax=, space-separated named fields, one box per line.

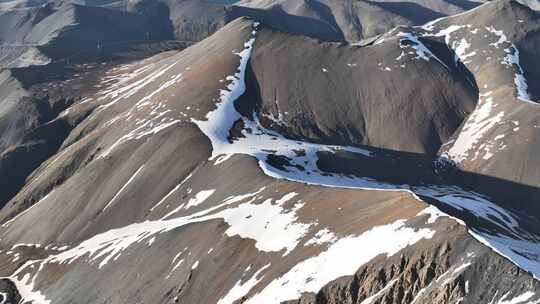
xmin=246 ymin=219 xmax=435 ymax=303
xmin=397 ymin=32 xmax=449 ymax=70
xmin=446 ymin=92 xmax=504 ymax=163
xmin=305 ymin=228 xmax=338 ymax=246
xmin=494 ymin=291 xmax=535 ymax=304
xmin=217 ymin=264 xmax=270 ymax=304
xmin=220 ymin=192 xmax=309 ymax=255
xmin=184 ymin=189 xmax=216 ymax=210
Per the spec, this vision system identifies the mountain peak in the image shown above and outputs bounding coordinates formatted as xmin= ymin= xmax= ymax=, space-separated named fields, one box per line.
xmin=1 ymin=1 xmax=540 ymax=304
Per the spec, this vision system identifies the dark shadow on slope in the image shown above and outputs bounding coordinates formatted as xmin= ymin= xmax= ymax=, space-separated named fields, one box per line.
xmin=360 ymin=0 xmax=446 ymax=24
xmin=10 ymin=63 xmax=79 ymax=88
xmin=124 ymin=0 xmax=175 ymax=40
xmin=517 ymin=33 xmax=540 ymax=102
xmin=37 ymin=3 xmax=176 ymax=63
xmin=301 ymin=0 xmax=344 ymax=40
xmin=226 ymin=5 xmax=345 ymax=42
xmin=443 ymin=0 xmax=483 ymax=11
xmin=0 ymin=117 xmax=71 ymax=209
xmin=0 ymin=62 xmax=113 ymax=209
xmin=0 ymin=279 xmax=20 ymax=304
xmin=312 ymin=146 xmax=540 ymax=236
xmin=420 ymin=37 xmax=479 ymax=93
xmin=234 ymin=61 xmax=263 ymax=121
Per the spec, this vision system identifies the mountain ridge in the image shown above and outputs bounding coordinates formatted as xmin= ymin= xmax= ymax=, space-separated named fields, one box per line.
xmin=1 ymin=1 xmax=540 ymax=303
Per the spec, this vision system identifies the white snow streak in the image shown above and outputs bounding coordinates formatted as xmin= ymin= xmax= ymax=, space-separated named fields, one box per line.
xmin=246 ymin=219 xmax=435 ymax=303
xmin=446 ymin=92 xmax=504 ymax=163
xmin=220 ymin=192 xmax=309 ymax=254
xmin=183 ymin=190 xmax=216 ymax=210
xmin=217 ymin=264 xmax=270 ymax=304
xmin=359 ymin=279 xmax=398 ymax=304
xmin=397 ymin=32 xmax=449 ymax=69
xmin=494 ymin=291 xmax=536 ymax=304
xmin=103 ymin=165 xmax=145 ymax=210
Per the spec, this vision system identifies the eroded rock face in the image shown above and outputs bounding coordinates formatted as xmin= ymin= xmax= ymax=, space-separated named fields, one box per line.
xmin=0 ymin=1 xmax=540 ymax=304
xmin=289 ymin=221 xmax=540 ymax=304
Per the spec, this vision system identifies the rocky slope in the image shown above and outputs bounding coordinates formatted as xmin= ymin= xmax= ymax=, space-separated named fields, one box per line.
xmin=0 ymin=0 xmax=495 ymax=68
xmin=233 ymin=0 xmax=478 ymax=41
xmin=0 ymin=1 xmax=540 ymax=304
xmin=0 ymin=1 xmax=176 ymax=68
xmin=126 ymin=0 xmax=486 ymax=44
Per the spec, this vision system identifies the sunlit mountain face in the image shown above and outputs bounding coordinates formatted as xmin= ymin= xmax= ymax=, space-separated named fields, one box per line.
xmin=0 ymin=1 xmax=540 ymax=303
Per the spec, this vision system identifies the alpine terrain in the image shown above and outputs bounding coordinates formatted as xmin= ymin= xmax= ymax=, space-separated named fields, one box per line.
xmin=1 ymin=0 xmax=540 ymax=303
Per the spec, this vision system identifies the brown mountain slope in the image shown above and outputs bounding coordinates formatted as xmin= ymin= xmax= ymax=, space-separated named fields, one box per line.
xmin=1 ymin=1 xmax=540 ymax=304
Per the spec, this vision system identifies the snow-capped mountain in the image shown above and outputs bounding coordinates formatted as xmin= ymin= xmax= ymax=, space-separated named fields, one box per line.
xmin=1 ymin=0 xmax=540 ymax=303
